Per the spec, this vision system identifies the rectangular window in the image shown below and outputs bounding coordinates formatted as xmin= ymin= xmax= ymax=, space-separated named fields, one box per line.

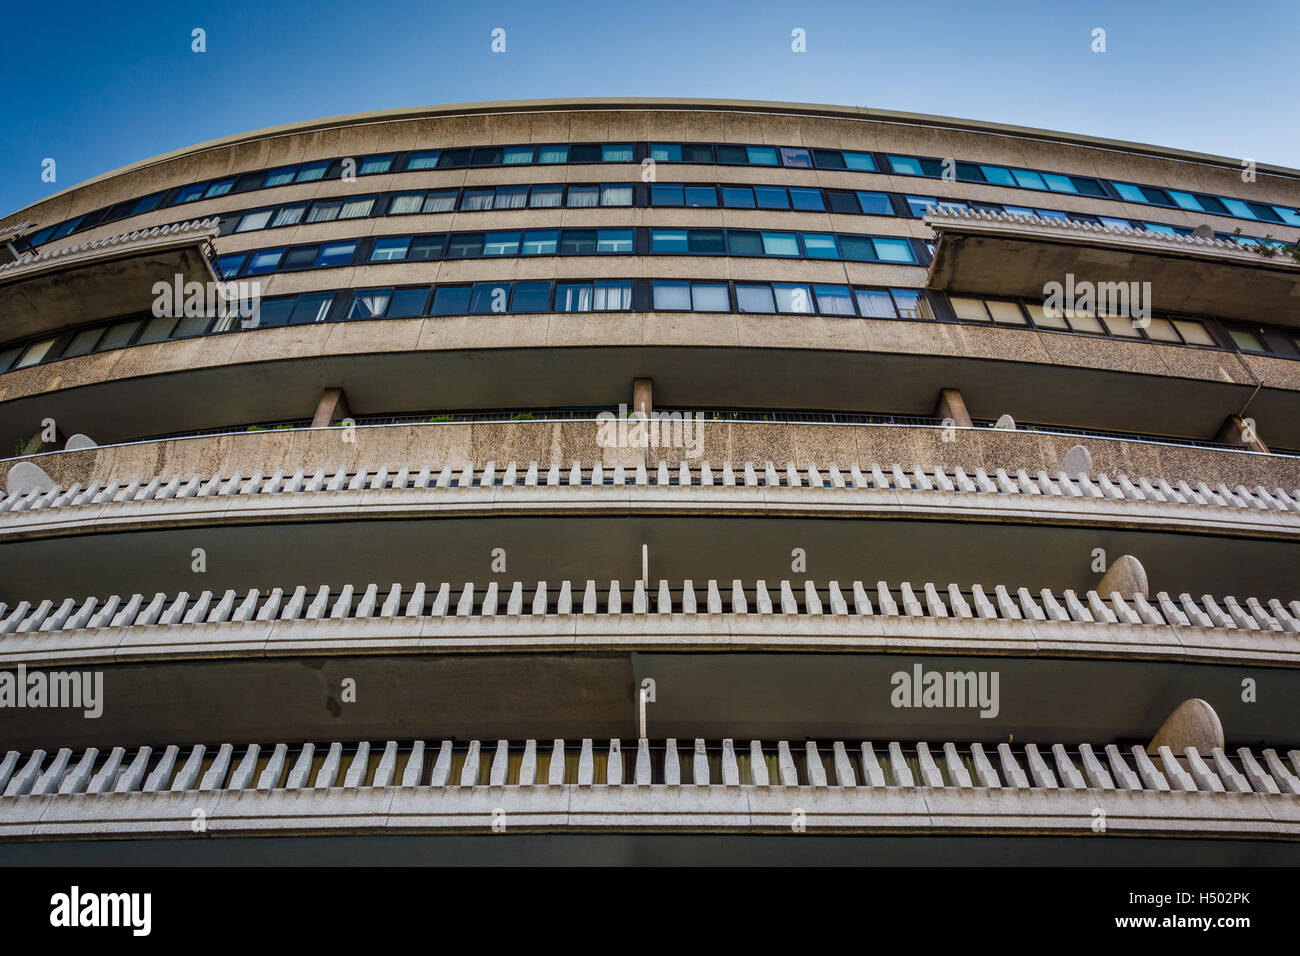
xmin=651 ymin=229 xmax=689 ymax=253
xmin=263 ymin=167 xmax=296 ymax=187
xmin=691 ymin=283 xmax=730 ymax=312
xmin=682 ymin=144 xmax=713 ymax=163
xmin=857 ymin=192 xmax=893 ymax=216
xmin=437 ymin=149 xmax=471 ymax=168
xmin=736 ymin=284 xmax=775 ymax=313
xmin=388 ymin=288 xmax=430 ymax=318
xmin=1025 ymin=302 xmax=1068 ymax=330
xmin=555 ymin=283 xmax=593 ymax=311
xmin=1173 ymin=319 xmax=1215 ymax=346
xmin=271 ymin=204 xmax=307 ymax=227
xmin=652 ymin=184 xmax=684 ymax=206
xmin=62 ymin=327 xmax=104 ymax=358
xmin=510 ymin=281 xmax=551 ymax=313
xmin=470 ymin=283 xmax=511 ymax=314
xmin=136 ymin=317 xmax=177 ymax=345
xmin=569 ymin=144 xmax=601 ymax=163
xmin=522 ymin=230 xmax=558 ymax=255
xmin=537 ymin=145 xmax=568 ymax=164
xmin=252 ymin=299 xmax=293 ymax=327
xmin=306 ymin=201 xmax=342 ymax=223
xmin=986 ymin=300 xmax=1027 ymax=325
xmin=755 ymin=186 xmax=790 ymax=210
xmin=173 ymin=183 xmax=206 ymax=204
xmin=315 ymin=242 xmax=357 ymax=266
xmin=651 ymin=144 xmax=681 ymax=162
xmin=854 ymin=289 xmax=896 ymax=318
xmin=493 ymin=186 xmax=529 ymax=210
xmin=559 ymin=230 xmax=597 ymax=255
xmin=602 ymin=145 xmax=634 ymax=162
xmin=597 ymin=229 xmax=633 ymax=253
xmin=349 ymin=289 xmax=393 ymax=319
xmin=406 ymin=151 xmax=440 ymax=170
xmin=1113 ymin=182 xmax=1148 ymax=203
xmin=339 ymin=197 xmax=375 ymax=219
xmin=529 ymin=185 xmax=563 ymax=208
xmin=282 ymin=246 xmax=319 ymax=269
xmin=1011 ymin=170 xmax=1047 ymax=190
xmin=1066 ymin=311 xmax=1105 ymax=334
xmin=15 ymin=338 xmax=58 ymax=368
xmin=431 ymin=286 xmax=472 ymax=315
xmin=246 ymin=249 xmax=284 ymax=274
xmin=891 ymin=289 xmax=932 ymax=320
xmin=408 ymin=235 xmax=446 ymax=260
xmin=1227 ymin=326 xmax=1267 ymax=352
xmin=483 ymin=232 xmax=521 ymax=256
xmin=906 ymin=196 xmax=939 ymax=218
xmin=950 ymin=296 xmax=991 ymax=321
xmin=171 ymin=317 xmax=210 ymax=339
xmin=447 ymin=233 xmax=484 ymax=258
xmin=653 ymin=281 xmax=692 ymax=310
xmin=422 ymin=192 xmax=457 ymax=213
xmin=684 ymin=185 xmax=718 ymax=207
xmin=790 ymin=188 xmax=824 ymax=211
xmin=802 ymin=233 xmax=838 ymax=258
xmin=716 ymin=145 xmax=747 ymax=164
xmin=567 ymin=186 xmax=600 ymax=208
xmin=98 ymin=321 xmax=142 ymax=350
xmin=294 ymin=161 xmax=329 ymax=183
xmin=773 ymin=283 xmax=813 ymax=313
xmin=389 ymin=193 xmax=425 ymax=215
xmin=761 ymin=232 xmax=799 ymax=256
xmin=1042 ymin=173 xmax=1077 ymax=194
xmin=204 ymin=178 xmax=235 ymax=198
xmin=461 ymin=190 xmax=494 ymax=211
xmin=780 ymin=147 xmax=812 ymax=168
xmin=722 ymin=186 xmax=756 ymax=209
xmin=842 ymin=151 xmax=875 ymax=171
xmin=359 ymin=155 xmax=393 ymax=175
xmin=888 ymin=155 xmax=924 ymax=176
xmin=812 ymin=148 xmax=845 ymax=169
xmin=594 ymin=281 xmax=632 ymax=310
xmin=727 ymin=231 xmax=764 ymax=256
xmin=814 ymin=285 xmax=854 ymax=315
xmin=217 ymin=254 xmax=247 ymax=278
xmin=979 ymin=165 xmax=1017 ymax=187
xmin=746 ymin=146 xmax=779 ymax=165
xmin=502 ymin=146 xmax=534 ymax=165
xmin=1145 ymin=318 xmax=1181 ymax=343
xmin=688 ymin=229 xmax=724 ymax=254
xmin=472 ymin=147 xmax=503 ymax=166
xmin=601 ymin=184 xmax=633 ymax=206
xmin=872 ymin=237 xmax=915 ymax=263
xmin=1101 ymin=313 xmax=1143 ymax=338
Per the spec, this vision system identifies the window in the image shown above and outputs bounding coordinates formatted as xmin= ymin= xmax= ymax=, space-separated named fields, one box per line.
xmin=470 ymin=283 xmax=511 ymax=314
xmin=246 ymin=249 xmax=284 ymax=274
xmin=651 ymin=184 xmax=683 ymax=206
xmin=857 ymin=192 xmax=893 ymax=215
xmin=1042 ymin=173 xmax=1077 ymax=194
xmin=15 ymin=338 xmax=57 ymax=367
xmin=271 ymin=204 xmax=307 ymax=227
xmin=716 ymin=145 xmax=746 ymax=164
xmin=736 ymin=284 xmax=776 ymax=313
xmin=1227 ymin=326 xmax=1267 ymax=352
xmin=761 ymin=232 xmax=798 ymax=256
xmin=423 ymin=192 xmax=456 ymax=213
xmin=431 ymin=286 xmax=472 ymax=316
xmin=217 ymin=254 xmax=246 ymax=278
xmin=447 ymin=233 xmax=484 ymax=258
xmin=727 ymin=231 xmax=763 ymax=256
xmin=522 ymin=230 xmax=558 ymax=255
xmin=837 ymin=235 xmax=875 ymax=261
xmin=814 ymin=285 xmax=855 ymax=315
xmin=593 ymin=281 xmax=632 ymax=310
xmin=236 ymin=210 xmax=273 ymax=233
xmin=1025 ymin=302 xmax=1068 ymax=330
xmin=691 ymin=283 xmax=730 ymax=312
xmin=601 ymin=185 xmax=633 ymax=206
xmin=1066 ymin=311 xmax=1105 ymax=334
xmin=263 ymin=168 xmax=296 ymax=187
xmin=1173 ymin=319 xmax=1215 ymax=346
xmin=684 ymin=185 xmax=717 ymax=207
xmin=0 ymin=345 xmax=22 ymax=371
xmin=688 ymin=229 xmax=724 ymax=254
xmin=483 ymin=232 xmax=521 ymax=256
xmin=387 ymin=288 xmax=430 ymax=318
xmin=204 ymin=179 xmax=235 ymax=198
xmin=359 ymin=155 xmax=393 ymax=175
xmin=559 ymin=230 xmax=597 ymax=255
xmin=1011 ymin=170 xmax=1046 ymax=190
xmin=682 ymin=144 xmax=713 ymax=163
xmin=510 ymin=281 xmax=551 ymax=313
xmin=1145 ymin=318 xmax=1181 ymax=343
xmin=891 ymin=290 xmax=932 ymax=319
xmin=755 ymin=186 xmax=790 ymax=210
xmin=437 ymin=149 xmax=471 ymax=168
xmin=461 ymin=190 xmax=494 ymax=211
xmin=63 ymin=327 xmax=104 ymax=358
xmin=555 ymin=281 xmax=632 ymax=312
xmin=1101 ymin=314 xmax=1142 ymax=338
xmin=537 ymin=145 xmax=568 ymax=164
xmin=408 ymin=235 xmax=445 ymax=260
xmin=137 ymin=316 xmax=177 ymax=344
xmin=569 ymin=144 xmax=601 ymax=163
xmin=986 ymin=300 xmax=1027 ymax=325
xmin=653 ymin=281 xmax=691 ymax=310
xmin=843 ymin=151 xmax=875 ymax=171
xmin=721 ymin=186 xmax=755 ymax=208
xmin=529 ymin=185 xmax=563 ymax=208
xmin=316 ymin=242 xmax=357 ymax=266
xmin=294 ymin=161 xmax=329 ymax=183
xmin=307 ymin=200 xmax=342 ymax=223
xmin=872 ymin=237 xmax=915 ymax=263
xmin=651 ymin=144 xmax=681 ymax=162
xmin=602 ymin=144 xmax=634 ymax=162
xmin=287 ymin=293 xmax=334 ymax=325
xmin=371 ymin=237 xmax=410 ymax=261
xmin=567 ymin=186 xmax=600 ymax=208
xmin=790 ymin=188 xmax=824 ymax=211
xmin=339 ymin=197 xmax=375 ymax=219
xmin=282 ymin=246 xmax=320 ymax=269
xmin=98 ymin=321 xmax=141 ymax=350
xmin=502 ymin=146 xmax=533 ymax=165
xmin=813 ymin=149 xmax=845 ymax=170
xmin=494 ymin=186 xmax=529 ymax=210
xmin=747 ymin=146 xmax=779 ymax=165
xmin=780 ymin=147 xmax=812 ymax=168
xmin=349 ymin=289 xmax=392 ymax=319
xmin=173 ymin=183 xmax=206 ymax=204
xmin=855 ymin=289 xmax=896 ymax=318
xmin=651 ymin=229 xmax=689 ymax=253
xmin=802 ymin=233 xmax=838 ymax=259
xmin=406 ymin=151 xmax=440 ymax=170
xmin=888 ymin=155 xmax=925 ymax=176
xmin=773 ymin=283 xmax=813 ymax=313
xmin=597 ymin=229 xmax=633 ymax=253
xmin=950 ymin=296 xmax=990 ymax=321
xmin=389 ymin=193 xmax=424 ymax=215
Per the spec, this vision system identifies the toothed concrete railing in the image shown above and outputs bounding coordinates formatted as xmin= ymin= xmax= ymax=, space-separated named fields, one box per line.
xmin=0 ymin=218 xmax=221 ymax=279
xmin=3 ymin=462 xmax=1297 ymax=543
xmin=2 ymin=737 xmax=1298 ymax=841
xmin=2 ymin=577 xmax=1298 ymax=668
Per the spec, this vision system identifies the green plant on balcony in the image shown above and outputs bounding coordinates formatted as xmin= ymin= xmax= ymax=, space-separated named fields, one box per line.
xmin=426 ymin=415 xmax=452 ymax=423
xmin=511 ymin=412 xmax=536 ymax=421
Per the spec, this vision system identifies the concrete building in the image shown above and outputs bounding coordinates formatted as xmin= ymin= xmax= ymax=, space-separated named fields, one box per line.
xmin=0 ymin=98 xmax=1298 ymax=864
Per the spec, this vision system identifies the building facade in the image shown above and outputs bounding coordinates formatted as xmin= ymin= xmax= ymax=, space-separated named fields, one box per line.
xmin=0 ymin=98 xmax=1298 ymax=864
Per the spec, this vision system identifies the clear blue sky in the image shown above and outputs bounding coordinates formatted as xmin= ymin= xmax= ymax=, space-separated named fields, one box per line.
xmin=1 ymin=0 xmax=1296 ymax=217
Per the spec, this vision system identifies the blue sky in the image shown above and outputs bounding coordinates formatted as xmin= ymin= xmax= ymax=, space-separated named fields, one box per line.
xmin=1 ymin=0 xmax=1296 ymax=216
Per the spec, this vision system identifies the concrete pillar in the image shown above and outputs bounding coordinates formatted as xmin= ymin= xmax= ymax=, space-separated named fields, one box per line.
xmin=632 ymin=378 xmax=652 ymax=418
xmin=933 ymin=388 xmax=971 ymax=428
xmin=311 ymin=387 xmax=352 ymax=428
xmin=1215 ymin=415 xmax=1269 ymax=453
xmin=1148 ymin=698 xmax=1224 ymax=755
xmin=1098 ymin=554 xmax=1148 ymax=598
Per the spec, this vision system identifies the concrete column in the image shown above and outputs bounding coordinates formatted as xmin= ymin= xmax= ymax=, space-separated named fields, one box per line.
xmin=632 ymin=378 xmax=653 ymax=418
xmin=933 ymin=388 xmax=972 ymax=427
xmin=1098 ymin=554 xmax=1148 ymax=599
xmin=311 ymin=387 xmax=352 ymax=428
xmin=1215 ymin=415 xmax=1268 ymax=453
